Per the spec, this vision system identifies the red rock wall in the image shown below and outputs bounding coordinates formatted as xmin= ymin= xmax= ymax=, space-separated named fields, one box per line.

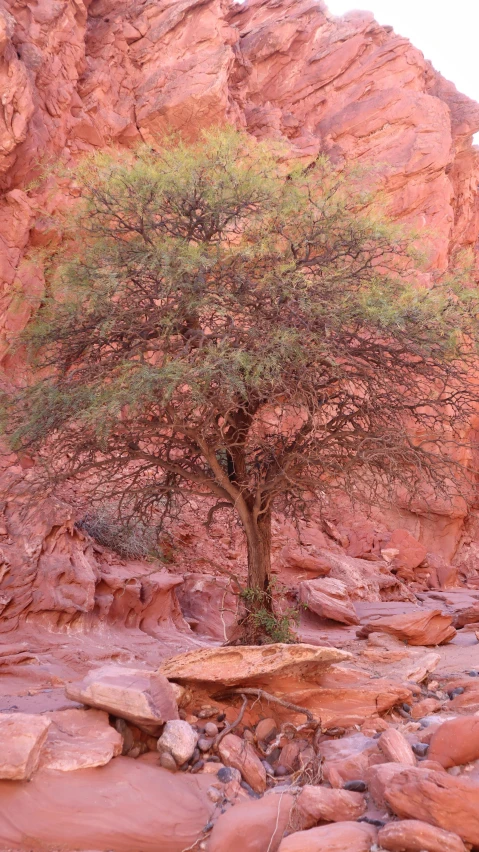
xmin=0 ymin=0 xmax=479 ymax=612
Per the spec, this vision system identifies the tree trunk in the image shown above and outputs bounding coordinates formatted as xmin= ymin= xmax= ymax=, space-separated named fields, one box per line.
xmin=246 ymin=508 xmax=272 ymax=599
xmin=229 ymin=508 xmax=275 ymax=645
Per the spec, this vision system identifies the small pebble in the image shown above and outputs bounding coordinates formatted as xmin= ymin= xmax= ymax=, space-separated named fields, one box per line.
xmin=128 ymin=746 xmax=141 ymax=759
xmin=204 ymin=722 xmax=219 ymax=738
xmin=412 ymin=742 xmax=429 ymax=757
xmin=217 ymin=766 xmax=241 ymax=783
xmin=198 ymin=706 xmax=220 ymax=719
xmin=467 ymin=670 xmax=479 ymax=677
xmin=358 ymin=817 xmax=386 ymax=827
xmin=448 ymin=766 xmax=462 ymax=776
xmin=217 ymin=713 xmax=226 ymax=722
xmin=402 ymin=703 xmax=412 ymax=713
xmin=191 ymin=748 xmax=201 ymax=764
xmin=268 ymin=748 xmax=281 ymax=764
xmin=448 ymin=687 xmax=465 ymax=699
xmin=243 ymin=729 xmax=255 ymax=743
xmin=207 ymin=786 xmax=222 ymax=803
xmin=275 ymin=765 xmax=289 ymax=777
xmin=159 ymin=752 xmax=178 ymax=771
xmin=207 ymin=755 xmax=221 ymax=763
xmin=240 ymin=781 xmax=261 ymax=798
xmin=323 ymin=726 xmax=346 ymax=738
xmin=396 ymin=708 xmax=411 ymax=720
xmin=198 ymin=737 xmax=215 ymax=753
xmin=190 ymin=760 xmax=204 ymax=774
xmin=344 ymin=780 xmax=367 ymax=792
xmin=262 ymin=760 xmax=275 ymax=776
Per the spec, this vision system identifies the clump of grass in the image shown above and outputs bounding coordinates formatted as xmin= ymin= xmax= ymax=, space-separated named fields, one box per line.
xmin=77 ymin=508 xmax=168 ymax=561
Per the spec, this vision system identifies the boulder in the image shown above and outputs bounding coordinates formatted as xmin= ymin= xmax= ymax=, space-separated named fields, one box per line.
xmin=410 ymin=697 xmax=444 ymax=720
xmin=428 ymin=716 xmax=479 ymax=768
xmin=39 ymin=709 xmax=122 ymax=772
xmin=367 ymin=763 xmax=413 ymax=807
xmin=385 ymin=767 xmax=479 ymax=846
xmin=378 ymin=728 xmax=416 ymax=766
xmin=279 ymin=546 xmax=331 ymax=575
xmin=296 ymin=785 xmax=366 ymax=825
xmin=218 ymin=733 xmax=266 ymax=793
xmin=278 ymin=821 xmax=377 ymax=852
xmin=384 ymin=529 xmax=427 ymax=571
xmin=159 ymin=644 xmax=350 ymax=687
xmin=65 ymin=665 xmax=179 ymax=734
xmin=300 ymin=549 xmax=406 ymax=601
xmin=320 ymin=733 xmax=381 ymax=785
xmin=157 ymin=720 xmax=198 ymax=766
xmin=255 ymin=718 xmax=277 ymax=744
xmin=0 ymin=757 xmax=213 ymax=851
xmin=0 ymin=713 xmax=51 ymax=781
xmin=299 ymin=578 xmax=360 ymax=625
xmin=209 ymin=792 xmax=297 ymax=852
xmin=357 ymin=609 xmax=456 ymax=645
xmin=378 ymin=819 xmax=466 ymax=852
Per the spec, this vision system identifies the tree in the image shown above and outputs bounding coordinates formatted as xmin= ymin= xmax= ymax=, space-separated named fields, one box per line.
xmin=4 ymin=129 xmax=478 ymax=642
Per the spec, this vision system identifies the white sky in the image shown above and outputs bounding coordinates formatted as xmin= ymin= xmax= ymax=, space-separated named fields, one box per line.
xmin=327 ymin=0 xmax=479 ymax=104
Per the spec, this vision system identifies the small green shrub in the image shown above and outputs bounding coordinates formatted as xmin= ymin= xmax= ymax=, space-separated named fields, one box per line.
xmin=239 ymin=583 xmax=300 ymax=644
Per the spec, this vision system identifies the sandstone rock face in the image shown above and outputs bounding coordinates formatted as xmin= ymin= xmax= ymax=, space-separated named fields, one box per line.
xmin=299 ymin=578 xmax=360 ymax=625
xmin=159 ymin=644 xmax=350 ymax=686
xmin=378 ymin=820 xmax=467 ymax=852
xmin=39 ymin=708 xmax=122 ymax=772
xmin=0 ymin=484 xmax=190 ymax=641
xmin=358 ymin=609 xmax=456 ymax=645
xmin=65 ymin=665 xmax=179 ymax=734
xmin=428 ymin=716 xmax=479 ymax=768
xmin=0 ymin=713 xmax=51 ymax=780
xmin=218 ymin=733 xmax=267 ymax=793
xmin=278 ymin=821 xmax=377 ymax=852
xmin=384 ymin=768 xmax=479 ymax=846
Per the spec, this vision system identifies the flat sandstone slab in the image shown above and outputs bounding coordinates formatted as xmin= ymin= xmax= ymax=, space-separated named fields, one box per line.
xmin=65 ymin=665 xmax=179 ymax=733
xmin=159 ymin=644 xmax=351 ymax=686
xmin=39 ymin=708 xmax=123 ymax=771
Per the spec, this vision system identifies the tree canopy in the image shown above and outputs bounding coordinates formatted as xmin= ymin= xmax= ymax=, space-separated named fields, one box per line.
xmin=4 ymin=128 xmax=479 ymax=641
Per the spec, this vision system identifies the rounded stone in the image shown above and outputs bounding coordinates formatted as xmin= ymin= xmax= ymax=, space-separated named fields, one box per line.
xmin=343 ymin=779 xmax=367 ymax=792
xmin=204 ymin=722 xmax=219 ymax=738
xmin=159 ymin=751 xmax=177 ymax=771
xmin=217 ymin=766 xmax=241 ymax=783
xmin=275 ymin=765 xmax=289 ymax=777
xmin=157 ymin=720 xmax=198 ymax=765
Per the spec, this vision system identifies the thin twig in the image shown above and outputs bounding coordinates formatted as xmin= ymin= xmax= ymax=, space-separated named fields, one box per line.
xmin=214 ymin=694 xmax=248 ymax=747
xmin=266 ymin=790 xmax=287 ymax=852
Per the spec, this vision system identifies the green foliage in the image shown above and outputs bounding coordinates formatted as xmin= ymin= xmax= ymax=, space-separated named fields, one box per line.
xmin=239 ymin=585 xmax=299 ymax=644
